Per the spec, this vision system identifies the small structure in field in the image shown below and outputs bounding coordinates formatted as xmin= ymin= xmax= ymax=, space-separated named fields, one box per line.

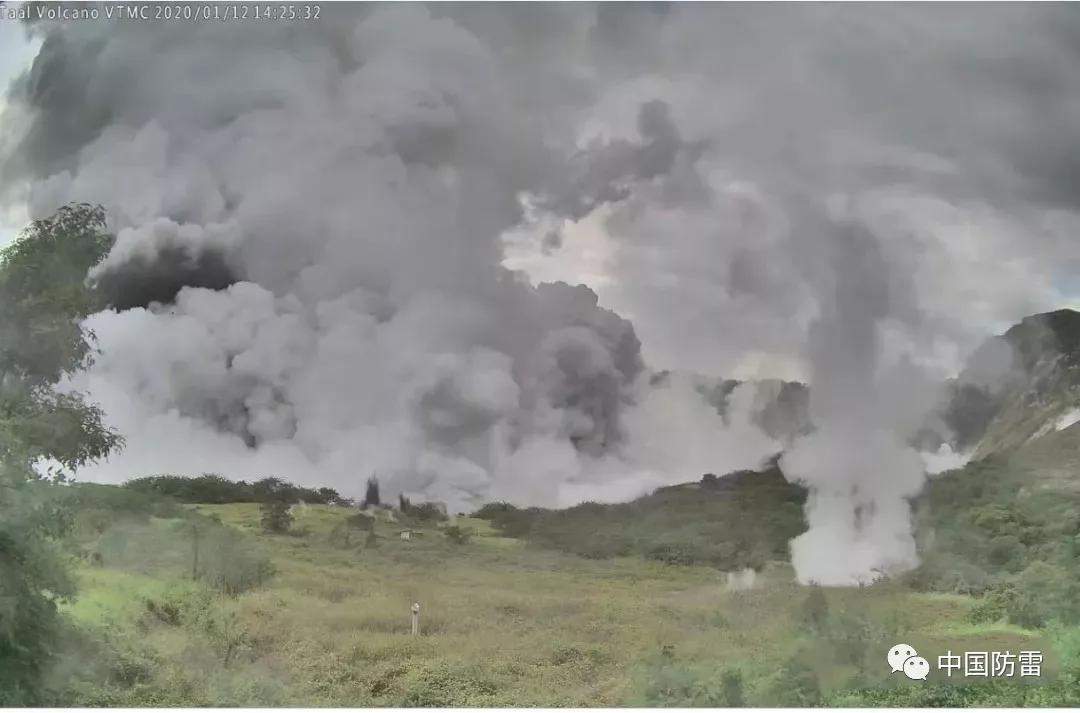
xmin=399 ymin=529 xmax=413 ymax=541
xmin=725 ymin=567 xmax=757 ymax=592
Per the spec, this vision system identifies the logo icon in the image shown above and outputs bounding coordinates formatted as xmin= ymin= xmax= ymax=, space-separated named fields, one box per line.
xmin=903 ymin=656 xmax=931 ymax=680
xmin=888 ymin=643 xmax=927 ymax=680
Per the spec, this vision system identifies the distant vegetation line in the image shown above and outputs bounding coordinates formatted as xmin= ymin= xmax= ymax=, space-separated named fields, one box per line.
xmin=123 ymin=473 xmax=349 ymax=506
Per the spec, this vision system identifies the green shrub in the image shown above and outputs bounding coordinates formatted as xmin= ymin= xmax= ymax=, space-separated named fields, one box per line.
xmin=645 ymin=540 xmax=699 ymax=566
xmin=634 ymin=651 xmax=747 ymax=707
xmin=798 ymin=584 xmax=829 ymax=634
xmin=473 ymin=503 xmax=539 ymax=538
xmin=259 ymin=500 xmax=293 ymax=534
xmin=720 ymin=668 xmax=745 ymax=707
xmin=825 ymin=611 xmax=886 ymax=669
xmin=328 ymin=512 xmax=374 ymax=548
xmin=768 ymin=655 xmax=821 ymax=706
xmin=399 ymin=663 xmax=498 ymax=706
xmin=969 ymin=562 xmax=1080 ymax=628
xmin=196 ymin=526 xmax=274 ymax=595
xmin=402 ymin=500 xmax=448 ymax=523
xmin=444 ymin=525 xmax=472 ymax=545
xmin=906 ymin=554 xmax=992 ymax=595
xmin=347 ymin=512 xmax=375 ymax=530
xmin=987 ymin=534 xmax=1025 ymax=571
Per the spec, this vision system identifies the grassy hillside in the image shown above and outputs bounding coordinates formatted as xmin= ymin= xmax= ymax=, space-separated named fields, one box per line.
xmin=911 ymin=429 xmax=1080 ymax=627
xmin=473 ymin=464 xmax=806 ymax=570
xmin=36 ymin=479 xmax=1080 ymax=706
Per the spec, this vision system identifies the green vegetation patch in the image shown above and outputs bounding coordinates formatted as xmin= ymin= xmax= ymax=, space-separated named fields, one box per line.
xmin=474 ymin=464 xmax=806 ymax=570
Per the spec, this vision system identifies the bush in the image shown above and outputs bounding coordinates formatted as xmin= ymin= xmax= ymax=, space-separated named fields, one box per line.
xmin=798 ymin=584 xmax=829 ymax=633
xmin=400 ymin=499 xmax=448 ymax=523
xmin=769 ymin=655 xmax=821 ymax=706
xmin=646 ymin=541 xmax=699 ymax=566
xmin=399 ymin=663 xmax=498 ymax=706
xmin=1015 ymin=561 xmax=1080 ymax=625
xmin=634 ymin=651 xmax=746 ymax=707
xmin=720 ymin=668 xmax=745 ymax=707
xmin=347 ymin=512 xmax=375 ymax=530
xmin=444 ymin=525 xmax=472 ymax=545
xmin=328 ymin=512 xmax=375 ymax=548
xmin=968 ymin=583 xmax=1017 ymax=625
xmin=471 ymin=501 xmax=518 ymax=519
xmin=826 ymin=611 xmax=881 ymax=668
xmin=906 ymin=554 xmax=992 ymax=595
xmin=472 ymin=502 xmax=539 ymax=538
xmin=969 ymin=562 xmax=1080 ymax=628
xmin=260 ymin=501 xmax=293 ymax=534
xmin=987 ymin=534 xmax=1025 ymax=571
xmin=195 ymin=524 xmax=275 ymax=595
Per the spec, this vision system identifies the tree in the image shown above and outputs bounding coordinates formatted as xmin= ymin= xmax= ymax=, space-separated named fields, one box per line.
xmin=251 ymin=476 xmax=288 ymax=501
xmin=317 ymin=486 xmax=343 ymax=505
xmin=0 ymin=204 xmax=122 ymax=704
xmin=362 ymin=474 xmax=380 ymax=508
xmin=0 ymin=204 xmax=113 ymax=387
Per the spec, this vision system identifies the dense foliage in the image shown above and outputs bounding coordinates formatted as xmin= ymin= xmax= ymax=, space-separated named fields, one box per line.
xmin=259 ymin=500 xmax=294 ymax=534
xmin=0 ymin=204 xmax=113 ymax=387
xmin=361 ymin=475 xmax=380 ymax=508
xmin=0 ymin=205 xmax=124 ymax=704
xmin=125 ymin=473 xmax=344 ymax=505
xmin=910 ymin=455 xmax=1080 ymax=627
xmin=398 ymin=494 xmax=449 ymax=523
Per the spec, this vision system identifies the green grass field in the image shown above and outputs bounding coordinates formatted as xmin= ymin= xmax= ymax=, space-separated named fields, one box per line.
xmin=50 ymin=498 xmax=1079 ymax=706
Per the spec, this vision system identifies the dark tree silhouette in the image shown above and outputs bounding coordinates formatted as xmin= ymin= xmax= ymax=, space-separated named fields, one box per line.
xmin=361 ymin=475 xmax=381 ymax=508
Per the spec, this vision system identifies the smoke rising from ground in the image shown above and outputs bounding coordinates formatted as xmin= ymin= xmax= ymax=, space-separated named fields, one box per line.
xmin=3 ymin=5 xmax=1080 ymax=580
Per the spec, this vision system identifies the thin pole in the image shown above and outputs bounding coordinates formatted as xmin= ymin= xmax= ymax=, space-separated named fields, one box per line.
xmin=191 ymin=522 xmax=200 ymax=580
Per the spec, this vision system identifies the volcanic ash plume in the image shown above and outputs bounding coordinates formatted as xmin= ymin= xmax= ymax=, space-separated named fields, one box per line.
xmin=780 ymin=221 xmax=935 ymax=585
xmin=5 ymin=5 xmax=1079 ymax=577
xmin=2 ymin=7 xmax=779 ymax=510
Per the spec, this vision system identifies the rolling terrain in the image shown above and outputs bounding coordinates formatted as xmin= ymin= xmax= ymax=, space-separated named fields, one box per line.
xmin=40 ymin=465 xmax=1080 ymax=707
xmin=19 ymin=297 xmax=1080 ymax=706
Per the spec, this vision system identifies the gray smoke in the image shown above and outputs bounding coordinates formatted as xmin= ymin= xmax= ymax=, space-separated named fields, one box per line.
xmin=3 ymin=4 xmax=1080 ymax=579
xmin=1 ymin=5 xmax=780 ymax=512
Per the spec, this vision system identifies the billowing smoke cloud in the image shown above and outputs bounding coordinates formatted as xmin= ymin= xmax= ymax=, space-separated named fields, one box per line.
xmin=779 ymin=219 xmax=939 ymax=585
xmin=0 ymin=5 xmax=780 ymax=512
xmin=90 ymin=218 xmax=241 ymax=308
xmin=4 ymin=4 xmax=1080 ymax=580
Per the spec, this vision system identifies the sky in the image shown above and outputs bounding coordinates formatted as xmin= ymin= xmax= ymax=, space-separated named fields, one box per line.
xmin=2 ymin=4 xmax=1080 ymax=583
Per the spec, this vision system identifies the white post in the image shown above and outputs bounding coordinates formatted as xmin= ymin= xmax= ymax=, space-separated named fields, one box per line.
xmin=411 ymin=602 xmax=420 ymax=636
